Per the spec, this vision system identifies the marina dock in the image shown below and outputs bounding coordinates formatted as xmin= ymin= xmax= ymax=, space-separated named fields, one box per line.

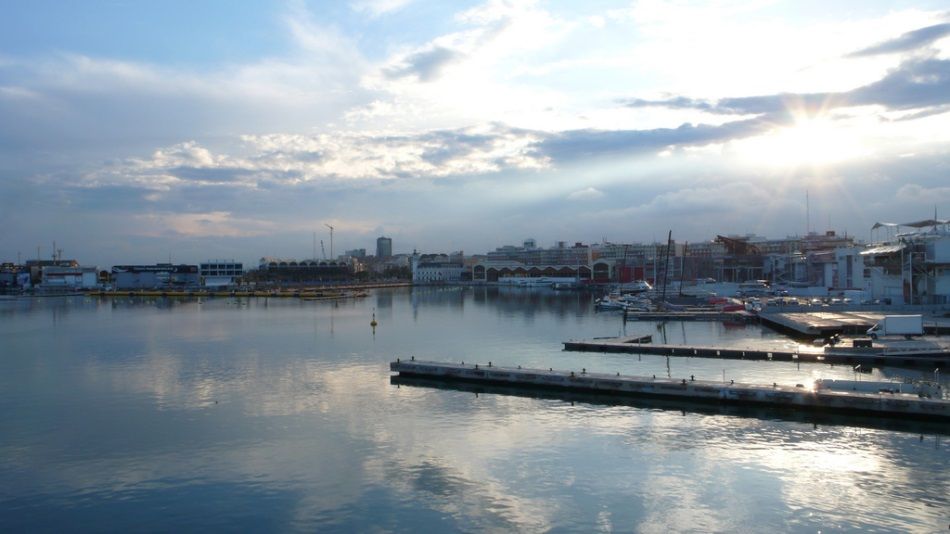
xmin=623 ymin=310 xmax=755 ymax=322
xmin=759 ymin=310 xmax=950 ymax=337
xmin=390 ymin=359 xmax=950 ymax=421
xmin=562 ymin=336 xmax=950 ymax=367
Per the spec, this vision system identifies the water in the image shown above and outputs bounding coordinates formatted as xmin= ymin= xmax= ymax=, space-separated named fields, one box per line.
xmin=1 ymin=287 xmax=947 ymax=532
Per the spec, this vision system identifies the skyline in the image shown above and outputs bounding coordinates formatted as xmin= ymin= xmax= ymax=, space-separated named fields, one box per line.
xmin=2 ymin=1 xmax=949 ymax=266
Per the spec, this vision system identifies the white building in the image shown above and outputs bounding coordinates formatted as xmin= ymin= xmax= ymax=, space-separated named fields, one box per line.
xmin=40 ymin=266 xmax=98 ymax=289
xmin=859 ymin=219 xmax=950 ymax=305
xmin=200 ymin=260 xmax=244 ymax=287
xmin=411 ymin=253 xmax=465 ymax=284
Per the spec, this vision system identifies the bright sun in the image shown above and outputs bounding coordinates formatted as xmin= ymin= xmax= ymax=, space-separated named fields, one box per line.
xmin=733 ymin=117 xmax=866 ymax=168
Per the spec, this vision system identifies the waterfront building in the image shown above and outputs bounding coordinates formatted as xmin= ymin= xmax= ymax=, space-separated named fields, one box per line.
xmin=589 ymin=242 xmax=684 ymax=284
xmin=472 ymin=261 xmax=592 ymax=283
xmin=860 ymin=218 xmax=950 ymax=304
xmin=376 ymin=237 xmax=393 ymax=259
xmin=200 ymin=260 xmax=244 ymax=287
xmin=486 ymin=241 xmax=591 ymax=266
xmin=23 ymin=259 xmax=80 ymax=285
xmin=0 ymin=263 xmax=25 ymax=290
xmin=475 ymin=241 xmax=593 ymax=282
xmin=111 ymin=264 xmax=200 ymax=289
xmin=345 ymin=248 xmax=366 ymax=259
xmin=257 ymin=257 xmax=351 ymax=284
xmin=40 ymin=266 xmax=98 ymax=289
xmin=411 ymin=252 xmax=466 ymax=284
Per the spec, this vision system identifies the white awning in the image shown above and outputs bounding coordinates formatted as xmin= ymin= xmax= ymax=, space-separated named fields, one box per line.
xmin=872 ymin=219 xmax=949 ymax=230
xmin=859 ymin=244 xmax=905 ymax=256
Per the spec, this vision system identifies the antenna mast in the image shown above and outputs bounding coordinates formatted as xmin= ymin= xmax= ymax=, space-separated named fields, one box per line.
xmin=806 ymin=189 xmax=810 ymax=235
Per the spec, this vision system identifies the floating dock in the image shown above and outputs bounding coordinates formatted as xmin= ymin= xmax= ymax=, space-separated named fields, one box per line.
xmin=562 ymin=337 xmax=950 ymax=368
xmin=623 ymin=310 xmax=755 ymax=322
xmin=391 ymin=375 xmax=950 ymax=435
xmin=390 ymin=359 xmax=950 ymax=421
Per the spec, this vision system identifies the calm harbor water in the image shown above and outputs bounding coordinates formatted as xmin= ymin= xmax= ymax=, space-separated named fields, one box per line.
xmin=1 ymin=287 xmax=947 ymax=532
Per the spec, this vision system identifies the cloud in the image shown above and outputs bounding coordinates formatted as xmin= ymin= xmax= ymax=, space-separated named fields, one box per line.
xmin=0 ymin=38 xmax=373 ymax=155
xmin=848 ymin=22 xmax=950 ymax=57
xmin=133 ymin=211 xmax=276 ymax=238
xmin=74 ymin=125 xmax=550 ymax=193
xmin=351 ymin=0 xmax=414 ymax=17
xmin=567 ymin=187 xmax=603 ymax=200
xmin=895 ymin=183 xmax=950 ymax=203
xmin=80 ymin=116 xmax=793 ymax=195
xmin=384 ymin=47 xmax=465 ymax=82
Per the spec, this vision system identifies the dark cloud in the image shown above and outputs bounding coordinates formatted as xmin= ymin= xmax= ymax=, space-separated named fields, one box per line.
xmin=850 ymin=57 xmax=950 ymax=110
xmin=619 ymin=56 xmax=950 ymax=118
xmin=417 ymin=130 xmax=498 ymax=165
xmin=622 ymin=93 xmax=837 ymax=119
xmin=848 ymin=22 xmax=950 ymax=57
xmin=384 ymin=46 xmax=464 ymax=82
xmin=168 ymin=166 xmax=252 ymax=183
xmin=537 ymin=117 xmax=771 ymax=161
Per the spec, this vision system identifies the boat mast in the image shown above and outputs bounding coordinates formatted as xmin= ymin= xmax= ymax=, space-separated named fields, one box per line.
xmin=659 ymin=230 xmax=672 ymax=309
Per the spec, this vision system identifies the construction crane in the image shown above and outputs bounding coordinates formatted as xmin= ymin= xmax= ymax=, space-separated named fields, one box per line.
xmin=325 ymin=224 xmax=334 ymax=260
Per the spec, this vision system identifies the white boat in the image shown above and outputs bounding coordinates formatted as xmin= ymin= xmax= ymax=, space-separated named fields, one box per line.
xmin=619 ymin=280 xmax=653 ymax=293
xmin=595 ymin=292 xmax=653 ymax=311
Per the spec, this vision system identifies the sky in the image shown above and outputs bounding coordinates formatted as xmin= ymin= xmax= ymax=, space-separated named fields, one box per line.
xmin=1 ymin=0 xmax=949 ymax=267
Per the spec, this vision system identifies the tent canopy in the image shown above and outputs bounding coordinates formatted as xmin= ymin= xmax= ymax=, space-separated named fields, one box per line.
xmin=871 ymin=219 xmax=949 ymax=230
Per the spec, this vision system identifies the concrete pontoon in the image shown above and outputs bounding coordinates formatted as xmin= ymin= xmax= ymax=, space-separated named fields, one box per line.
xmin=390 ymin=359 xmax=950 ymax=421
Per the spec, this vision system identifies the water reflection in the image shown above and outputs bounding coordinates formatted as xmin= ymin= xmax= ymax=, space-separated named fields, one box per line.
xmin=0 ymin=289 xmax=947 ymax=532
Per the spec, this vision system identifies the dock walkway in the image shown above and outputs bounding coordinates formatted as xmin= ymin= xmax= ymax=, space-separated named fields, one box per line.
xmin=390 ymin=359 xmax=950 ymax=421
xmin=562 ymin=337 xmax=950 ymax=367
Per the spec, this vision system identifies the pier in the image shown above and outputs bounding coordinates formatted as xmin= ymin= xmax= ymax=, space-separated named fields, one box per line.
xmin=563 ymin=337 xmax=950 ymax=367
xmin=390 ymin=359 xmax=950 ymax=421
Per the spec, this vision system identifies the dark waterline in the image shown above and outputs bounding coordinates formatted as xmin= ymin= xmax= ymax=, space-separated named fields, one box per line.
xmin=1 ymin=288 xmax=947 ymax=532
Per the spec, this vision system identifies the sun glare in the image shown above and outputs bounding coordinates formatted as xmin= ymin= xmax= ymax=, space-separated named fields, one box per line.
xmin=734 ymin=117 xmax=866 ymax=168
